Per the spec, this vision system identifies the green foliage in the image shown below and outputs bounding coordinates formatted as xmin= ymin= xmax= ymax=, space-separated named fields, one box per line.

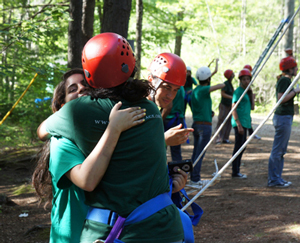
xmin=0 ymin=0 xmax=299 ymax=147
xmin=0 ymin=1 xmax=72 ymax=142
xmin=12 ymin=184 xmax=35 ymax=195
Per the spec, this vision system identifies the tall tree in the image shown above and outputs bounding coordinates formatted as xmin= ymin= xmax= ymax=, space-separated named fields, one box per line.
xmin=174 ymin=10 xmax=186 ymax=56
xmin=283 ymin=0 xmax=295 ymax=52
xmin=82 ymin=0 xmax=95 ymax=47
xmin=68 ymin=0 xmax=83 ymax=68
xmin=241 ymin=0 xmax=247 ymax=56
xmin=135 ymin=0 xmax=143 ymax=79
xmin=101 ymin=0 xmax=132 ymax=38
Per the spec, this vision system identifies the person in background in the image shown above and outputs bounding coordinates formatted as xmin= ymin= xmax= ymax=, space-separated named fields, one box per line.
xmin=231 ymin=69 xmax=252 ymax=179
xmin=163 ymin=85 xmax=186 ymax=161
xmin=215 ymin=69 xmax=235 ymax=144
xmin=189 ymin=66 xmax=225 ymax=189
xmin=183 ymin=66 xmax=198 ymax=116
xmin=268 ymin=56 xmax=300 ymax=188
xmin=208 ymin=58 xmax=219 ymax=77
xmin=243 ymin=64 xmax=261 ymax=140
xmin=147 ymin=53 xmax=194 ymax=148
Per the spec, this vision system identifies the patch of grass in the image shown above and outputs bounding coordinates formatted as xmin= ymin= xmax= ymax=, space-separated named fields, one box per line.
xmin=254 ymin=232 xmax=265 ymax=238
xmin=292 ymin=120 xmax=300 ymax=127
xmin=11 ymin=184 xmax=35 ymax=195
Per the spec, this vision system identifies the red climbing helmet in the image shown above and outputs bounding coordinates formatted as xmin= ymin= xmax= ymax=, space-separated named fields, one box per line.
xmin=148 ymin=53 xmax=186 ymax=86
xmin=279 ymin=56 xmax=297 ymax=71
xmin=82 ymin=32 xmax=136 ymax=89
xmin=224 ymin=69 xmax=233 ymax=79
xmin=238 ymin=69 xmax=252 ymax=79
xmin=243 ymin=64 xmax=253 ymax=72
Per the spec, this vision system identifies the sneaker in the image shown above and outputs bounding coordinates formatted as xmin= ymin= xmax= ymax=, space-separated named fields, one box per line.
xmin=254 ymin=135 xmax=261 ymax=140
xmin=232 ymin=173 xmax=247 ymax=179
xmin=281 ymin=179 xmax=292 ymax=186
xmin=268 ymin=182 xmax=290 ymax=188
xmin=222 ymin=139 xmax=231 ymax=144
xmin=187 ymin=180 xmax=211 ymax=189
xmin=216 ymin=139 xmax=222 ymax=144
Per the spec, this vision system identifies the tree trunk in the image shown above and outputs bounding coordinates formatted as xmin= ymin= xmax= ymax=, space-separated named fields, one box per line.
xmin=241 ymin=0 xmax=247 ymax=56
xmin=135 ymin=0 xmax=143 ymax=79
xmin=82 ymin=0 xmax=95 ymax=47
xmin=101 ymin=0 xmax=132 ymax=38
xmin=68 ymin=0 xmax=83 ymax=68
xmin=283 ymin=0 xmax=294 ymax=52
xmin=96 ymin=0 xmax=103 ymax=31
xmin=296 ymin=0 xmax=300 ymax=57
xmin=174 ymin=35 xmax=182 ymax=57
xmin=174 ymin=11 xmax=184 ymax=57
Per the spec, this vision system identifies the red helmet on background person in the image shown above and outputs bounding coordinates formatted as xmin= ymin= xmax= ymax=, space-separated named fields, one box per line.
xmin=279 ymin=56 xmax=297 ymax=71
xmin=224 ymin=69 xmax=233 ymax=79
xmin=285 ymin=48 xmax=293 ymax=57
xmin=147 ymin=53 xmax=186 ymax=86
xmin=243 ymin=64 xmax=253 ymax=72
xmin=82 ymin=32 xmax=136 ymax=89
xmin=238 ymin=69 xmax=252 ymax=79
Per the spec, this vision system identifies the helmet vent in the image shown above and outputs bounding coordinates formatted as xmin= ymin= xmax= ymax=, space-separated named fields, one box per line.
xmin=84 ymin=69 xmax=91 ymax=78
xmin=121 ymin=63 xmax=129 ymax=73
xmin=126 ymin=52 xmax=129 ymax=56
xmin=123 ymin=45 xmax=125 ymax=49
xmin=121 ymin=51 xmax=124 ymax=56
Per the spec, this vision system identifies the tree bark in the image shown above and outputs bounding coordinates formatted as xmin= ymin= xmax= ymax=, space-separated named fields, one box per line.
xmin=96 ymin=0 xmax=103 ymax=31
xmin=283 ymin=0 xmax=294 ymax=52
xmin=101 ymin=0 xmax=132 ymax=38
xmin=135 ymin=0 xmax=143 ymax=79
xmin=174 ymin=11 xmax=185 ymax=57
xmin=68 ymin=0 xmax=83 ymax=68
xmin=82 ymin=0 xmax=95 ymax=47
xmin=241 ymin=0 xmax=247 ymax=56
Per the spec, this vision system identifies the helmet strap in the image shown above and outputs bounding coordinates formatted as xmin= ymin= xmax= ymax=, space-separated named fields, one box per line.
xmin=150 ymin=78 xmax=163 ymax=102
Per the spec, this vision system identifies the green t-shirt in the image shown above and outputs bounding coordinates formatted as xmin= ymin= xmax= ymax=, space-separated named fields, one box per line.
xmin=191 ymin=85 xmax=212 ymax=122
xmin=231 ymin=86 xmax=251 ymax=128
xmin=221 ymin=80 xmax=234 ymax=107
xmin=166 ymin=86 xmax=185 ymax=119
xmin=275 ymin=76 xmax=294 ymax=115
xmin=184 ymin=76 xmax=198 ymax=92
xmin=46 ymin=96 xmax=184 ymax=243
xmin=49 ymin=136 xmax=89 ymax=243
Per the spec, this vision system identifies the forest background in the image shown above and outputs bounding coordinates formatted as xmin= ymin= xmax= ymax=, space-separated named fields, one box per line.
xmin=0 ymin=0 xmax=300 ymax=148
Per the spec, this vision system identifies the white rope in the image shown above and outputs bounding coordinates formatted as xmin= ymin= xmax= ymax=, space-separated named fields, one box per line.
xmin=192 ymin=5 xmax=300 ymax=169
xmin=182 ymin=70 xmax=300 ymax=212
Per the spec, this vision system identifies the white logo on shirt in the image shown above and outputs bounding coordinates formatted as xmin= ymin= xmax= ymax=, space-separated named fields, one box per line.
xmin=145 ymin=114 xmax=161 ymax=119
xmin=95 ymin=120 xmax=109 ymax=125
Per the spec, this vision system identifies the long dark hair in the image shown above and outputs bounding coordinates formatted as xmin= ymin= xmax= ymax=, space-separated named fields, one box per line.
xmin=88 ymin=68 xmax=155 ymax=102
xmin=32 ymin=68 xmax=85 ymax=208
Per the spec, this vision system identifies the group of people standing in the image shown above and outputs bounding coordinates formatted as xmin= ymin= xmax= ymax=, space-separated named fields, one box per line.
xmin=167 ymin=54 xmax=299 ymax=188
xmin=31 ymin=31 xmax=299 ymax=243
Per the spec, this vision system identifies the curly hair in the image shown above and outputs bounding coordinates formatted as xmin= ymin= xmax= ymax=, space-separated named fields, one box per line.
xmin=88 ymin=77 xmax=154 ymax=102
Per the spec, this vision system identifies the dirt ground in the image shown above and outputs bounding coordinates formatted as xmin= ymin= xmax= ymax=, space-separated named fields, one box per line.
xmin=0 ymin=114 xmax=300 ymax=243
